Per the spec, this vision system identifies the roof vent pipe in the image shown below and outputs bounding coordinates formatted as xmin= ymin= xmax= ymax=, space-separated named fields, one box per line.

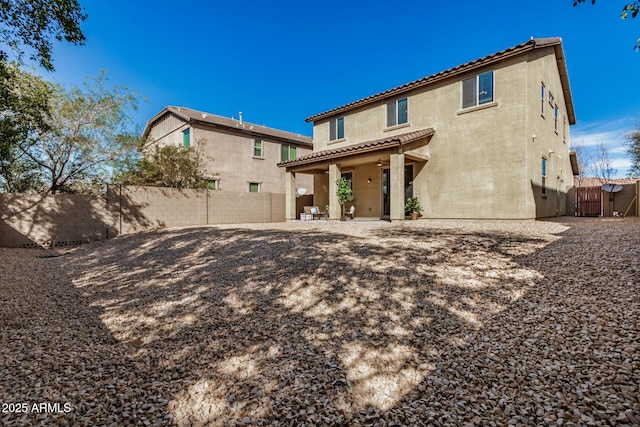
xmin=239 ymin=111 xmax=243 ymax=123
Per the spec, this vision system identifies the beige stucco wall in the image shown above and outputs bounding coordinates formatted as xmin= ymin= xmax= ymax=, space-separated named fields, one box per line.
xmin=147 ymin=113 xmax=313 ymax=196
xmin=147 ymin=113 xmax=189 ymax=148
xmin=311 ymin=47 xmax=574 ymax=219
xmin=192 ymin=125 xmax=313 ymax=194
xmin=525 ymin=48 xmax=574 ymax=218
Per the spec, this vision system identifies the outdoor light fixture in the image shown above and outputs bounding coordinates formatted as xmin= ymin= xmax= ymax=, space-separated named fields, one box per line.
xmin=377 ymin=159 xmax=382 ymax=167
xmin=367 ymin=178 xmax=372 ymax=183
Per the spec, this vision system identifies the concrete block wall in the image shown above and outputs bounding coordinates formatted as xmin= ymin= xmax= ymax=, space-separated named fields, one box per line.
xmin=1 ymin=186 xmax=288 ymax=248
xmin=0 ymin=194 xmax=113 ymax=248
xmin=208 ymin=192 xmax=284 ymax=224
xmin=109 ymin=185 xmax=208 ymax=235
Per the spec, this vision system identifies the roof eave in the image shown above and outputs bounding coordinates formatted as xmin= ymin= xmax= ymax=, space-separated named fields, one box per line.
xmin=278 ymin=128 xmax=435 ymax=168
xmin=551 ymin=43 xmax=576 ymax=125
xmin=569 ymin=150 xmax=580 ymax=176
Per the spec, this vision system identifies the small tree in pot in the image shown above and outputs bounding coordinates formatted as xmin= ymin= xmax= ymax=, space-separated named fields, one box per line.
xmin=405 ymin=197 xmax=423 ymax=220
xmin=336 ymin=177 xmax=353 ymax=221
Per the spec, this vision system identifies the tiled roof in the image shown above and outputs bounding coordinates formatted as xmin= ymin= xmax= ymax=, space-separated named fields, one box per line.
xmin=305 ymin=38 xmax=575 ymax=125
xmin=144 ymin=106 xmax=313 ymax=147
xmin=277 ymin=128 xmax=435 ymax=168
xmin=575 ymin=177 xmax=639 ymax=187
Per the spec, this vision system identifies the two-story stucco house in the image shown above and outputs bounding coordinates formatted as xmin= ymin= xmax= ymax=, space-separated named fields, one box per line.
xmin=144 ymin=106 xmax=313 ymax=194
xmin=279 ymin=38 xmax=579 ymax=221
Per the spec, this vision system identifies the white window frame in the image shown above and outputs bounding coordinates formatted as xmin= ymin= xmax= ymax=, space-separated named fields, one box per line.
xmin=281 ymin=144 xmax=297 ymax=162
xmin=540 ymin=82 xmax=545 ymax=116
xmin=248 ymin=181 xmax=261 ymax=193
xmin=253 ymin=139 xmax=264 ymax=158
xmin=206 ymin=178 xmax=220 ymax=190
xmin=461 ymin=71 xmax=494 ymax=109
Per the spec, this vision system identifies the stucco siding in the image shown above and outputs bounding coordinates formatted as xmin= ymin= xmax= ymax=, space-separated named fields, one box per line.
xmin=525 ymin=47 xmax=574 ymax=218
xmin=312 ymin=56 xmax=534 ymax=219
xmin=192 ymin=126 xmax=312 ymax=194
xmin=147 ymin=113 xmax=188 ymax=148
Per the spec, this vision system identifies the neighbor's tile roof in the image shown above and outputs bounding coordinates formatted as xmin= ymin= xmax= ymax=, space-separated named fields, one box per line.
xmin=575 ymin=177 xmax=639 ymax=187
xmin=305 ymin=37 xmax=575 ymax=125
xmin=278 ymin=127 xmax=435 ymax=168
xmin=144 ymin=106 xmax=313 ymax=147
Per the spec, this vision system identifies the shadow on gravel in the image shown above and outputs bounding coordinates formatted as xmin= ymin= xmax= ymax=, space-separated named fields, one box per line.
xmin=3 ymin=220 xmax=639 ymax=426
xmin=67 ymin=225 xmax=551 ymax=425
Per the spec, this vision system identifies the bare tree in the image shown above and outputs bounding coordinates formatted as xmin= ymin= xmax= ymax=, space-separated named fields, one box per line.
xmin=592 ymin=141 xmax=617 ymax=184
xmin=571 ymin=140 xmax=596 ymax=187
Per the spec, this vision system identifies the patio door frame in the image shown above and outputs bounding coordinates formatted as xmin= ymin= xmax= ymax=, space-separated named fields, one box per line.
xmin=381 ymin=164 xmax=414 ymax=219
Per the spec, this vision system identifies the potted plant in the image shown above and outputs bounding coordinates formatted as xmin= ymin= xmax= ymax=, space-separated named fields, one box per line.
xmin=336 ymin=177 xmax=353 ymax=221
xmin=405 ymin=197 xmax=423 ymax=220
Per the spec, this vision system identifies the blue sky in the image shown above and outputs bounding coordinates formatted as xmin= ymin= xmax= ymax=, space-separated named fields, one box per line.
xmin=30 ymin=0 xmax=640 ymax=177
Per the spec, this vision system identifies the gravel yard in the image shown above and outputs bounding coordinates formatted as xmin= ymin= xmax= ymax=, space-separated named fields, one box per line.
xmin=1 ymin=218 xmax=639 ymax=426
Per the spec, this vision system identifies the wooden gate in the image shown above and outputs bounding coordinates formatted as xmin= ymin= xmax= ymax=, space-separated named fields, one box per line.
xmin=575 ymin=186 xmax=602 ymax=217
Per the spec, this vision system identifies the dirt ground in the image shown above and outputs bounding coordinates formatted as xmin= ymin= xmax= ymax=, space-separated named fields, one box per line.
xmin=1 ymin=218 xmax=638 ymax=426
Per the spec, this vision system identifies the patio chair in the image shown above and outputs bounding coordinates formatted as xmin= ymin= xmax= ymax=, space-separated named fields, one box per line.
xmin=345 ymin=205 xmax=355 ymax=219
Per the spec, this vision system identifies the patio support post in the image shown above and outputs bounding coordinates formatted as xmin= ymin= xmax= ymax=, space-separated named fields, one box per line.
xmin=329 ymin=163 xmax=341 ymax=220
xmin=390 ymin=151 xmax=405 ymax=222
xmin=285 ymin=171 xmax=296 ymax=221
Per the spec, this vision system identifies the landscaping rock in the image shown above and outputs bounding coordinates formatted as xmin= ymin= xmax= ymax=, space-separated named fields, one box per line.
xmin=1 ymin=217 xmax=638 ymax=425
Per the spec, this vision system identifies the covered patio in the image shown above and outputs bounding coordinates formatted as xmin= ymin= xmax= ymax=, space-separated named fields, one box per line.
xmin=278 ymin=128 xmax=435 ymax=222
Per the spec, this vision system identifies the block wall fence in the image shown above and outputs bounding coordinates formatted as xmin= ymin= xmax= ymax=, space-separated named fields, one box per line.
xmin=0 ymin=185 xmax=291 ymax=248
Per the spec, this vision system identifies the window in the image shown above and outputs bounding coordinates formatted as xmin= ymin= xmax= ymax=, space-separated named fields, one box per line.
xmin=540 ymin=83 xmax=545 ymax=116
xmin=330 ymin=117 xmax=345 ymax=141
xmin=206 ymin=179 xmax=219 ymax=190
xmin=249 ymin=182 xmax=260 ymax=193
xmin=554 ymin=105 xmax=559 ymax=132
xmin=182 ymin=128 xmax=190 ymax=149
xmin=253 ymin=139 xmax=263 ymax=158
xmin=281 ymin=144 xmax=297 ymax=162
xmin=549 ymin=92 xmax=555 ymax=107
xmin=386 ymin=97 xmax=408 ymax=127
xmin=341 ymin=171 xmax=354 ymax=201
xmin=542 ymin=157 xmax=547 ymax=196
xmin=462 ymin=71 xmax=494 ymax=109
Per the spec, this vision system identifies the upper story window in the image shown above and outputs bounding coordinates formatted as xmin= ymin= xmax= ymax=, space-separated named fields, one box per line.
xmin=549 ymin=92 xmax=555 ymax=107
xmin=329 ymin=117 xmax=345 ymax=141
xmin=281 ymin=144 xmax=297 ymax=162
xmin=386 ymin=97 xmax=408 ymax=127
xmin=253 ymin=139 xmax=263 ymax=158
xmin=554 ymin=105 xmax=559 ymax=132
xmin=182 ymin=128 xmax=191 ymax=149
xmin=462 ymin=71 xmax=494 ymax=109
xmin=540 ymin=82 xmax=545 ymax=116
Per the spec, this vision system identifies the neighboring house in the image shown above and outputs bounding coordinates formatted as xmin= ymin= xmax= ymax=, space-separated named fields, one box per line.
xmin=143 ymin=106 xmax=313 ymax=194
xmin=279 ymin=38 xmax=580 ymax=221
